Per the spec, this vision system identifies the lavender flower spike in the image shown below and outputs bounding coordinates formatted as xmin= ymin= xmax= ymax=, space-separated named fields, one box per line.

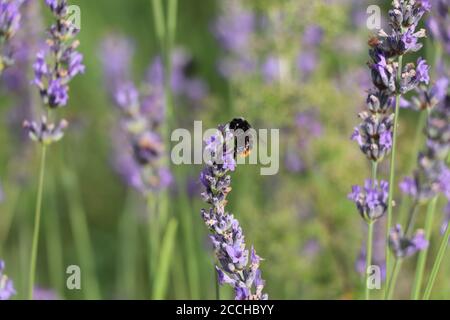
xmin=100 ymin=35 xmax=172 ymax=194
xmin=0 ymin=260 xmax=16 ymax=300
xmin=24 ymin=0 xmax=84 ymax=145
xmin=400 ymin=95 xmax=450 ymax=203
xmin=353 ymin=0 xmax=431 ymax=161
xmin=32 ymin=0 xmax=84 ymax=109
xmin=389 ymin=224 xmax=428 ymax=259
xmin=200 ymin=122 xmax=267 ymax=300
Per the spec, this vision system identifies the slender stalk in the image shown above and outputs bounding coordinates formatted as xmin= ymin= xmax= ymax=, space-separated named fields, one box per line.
xmin=411 ymin=196 xmax=438 ymax=299
xmin=215 ymin=265 xmax=220 ymax=300
xmin=405 ymin=201 xmax=419 ymax=236
xmin=147 ymin=194 xmax=160 ymax=286
xmin=117 ymin=191 xmax=138 ymax=298
xmin=365 ymin=221 xmax=374 ymax=300
xmin=164 ymin=0 xmax=178 ymax=126
xmin=0 ymin=187 xmax=20 ymax=250
xmin=386 ymin=259 xmax=402 ymax=299
xmin=167 ymin=0 xmax=178 ymax=53
xmin=149 ymin=0 xmax=179 ymax=299
xmin=171 ymin=250 xmax=190 ymax=299
xmin=386 ymin=54 xmax=404 ymax=283
xmin=44 ymin=175 xmax=65 ymax=296
xmin=423 ymin=211 xmax=450 ymax=299
xmin=365 ymin=162 xmax=378 ymax=300
xmin=152 ymin=218 xmax=178 ymax=299
xmin=62 ymin=166 xmax=101 ymax=300
xmin=28 ymin=145 xmax=47 ymax=300
xmin=177 ymin=176 xmax=200 ymax=299
xmin=151 ymin=0 xmax=165 ymax=47
xmin=19 ymin=200 xmax=31 ymax=299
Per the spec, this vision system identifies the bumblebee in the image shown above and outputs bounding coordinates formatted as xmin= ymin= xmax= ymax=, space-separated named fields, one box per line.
xmin=229 ymin=117 xmax=253 ymax=158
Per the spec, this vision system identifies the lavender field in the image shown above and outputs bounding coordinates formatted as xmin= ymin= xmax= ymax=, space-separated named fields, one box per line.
xmin=0 ymin=0 xmax=449 ymax=300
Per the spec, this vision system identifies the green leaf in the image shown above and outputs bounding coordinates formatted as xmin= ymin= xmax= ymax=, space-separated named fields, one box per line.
xmin=152 ymin=218 xmax=179 ymax=299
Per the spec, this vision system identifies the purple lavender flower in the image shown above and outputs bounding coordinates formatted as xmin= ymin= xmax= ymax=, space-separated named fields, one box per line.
xmin=416 ymin=58 xmax=430 ymax=84
xmin=114 ymin=82 xmax=139 ymax=111
xmin=388 ymin=0 xmax=431 ymax=31
xmin=284 ymin=150 xmax=304 ymax=173
xmin=401 ymin=95 xmax=450 ymax=202
xmin=399 ymin=58 xmax=430 ymax=93
xmin=0 ymin=0 xmax=21 ymax=39
xmin=399 ymin=176 xmax=418 ymax=197
xmin=261 ymin=56 xmax=280 ymax=84
xmin=142 ymin=59 xmax=166 ymax=127
xmin=23 ymin=117 xmax=68 ymax=145
xmin=47 ymin=79 xmax=69 ymax=106
xmin=45 ymin=0 xmax=59 ymax=12
xmin=389 ymin=224 xmax=428 ymax=258
xmin=410 ymin=77 xmax=449 ymax=110
xmin=371 ymin=53 xmax=397 ymax=93
xmin=440 ymin=201 xmax=450 ymax=235
xmin=31 ymin=0 xmax=84 ymax=109
xmin=99 ymin=35 xmax=134 ymax=96
xmin=0 ymin=260 xmax=16 ymax=300
xmin=348 ymin=179 xmax=390 ymax=222
xmin=297 ymin=51 xmax=317 ymax=80
xmin=352 ymin=111 xmax=395 ymax=162
xmin=297 ymin=25 xmax=323 ymax=80
xmin=302 ymin=25 xmax=324 ymax=47
xmin=100 ymin=36 xmax=171 ymax=195
xmin=213 ymin=0 xmax=257 ymax=80
xmin=0 ymin=0 xmax=22 ymax=74
xmin=170 ymin=48 xmax=208 ymax=106
xmin=213 ymin=0 xmax=254 ymax=53
xmin=200 ymin=123 xmax=267 ymax=300
xmin=427 ymin=0 xmax=450 ymax=55
xmin=285 ymin=110 xmax=322 ymax=173
xmin=24 ymin=0 xmax=84 ymax=145
xmin=354 ymin=0 xmax=430 ymax=163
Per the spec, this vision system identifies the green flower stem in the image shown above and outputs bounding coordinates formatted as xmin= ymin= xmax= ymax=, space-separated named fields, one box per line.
xmin=365 ymin=221 xmax=374 ymax=300
xmin=365 ymin=162 xmax=378 ymax=300
xmin=19 ymin=216 xmax=31 ymax=299
xmin=215 ymin=265 xmax=220 ymax=300
xmin=152 ymin=218 xmax=178 ymax=299
xmin=44 ymin=175 xmax=65 ymax=296
xmin=405 ymin=201 xmax=419 ymax=236
xmin=61 ymin=165 xmax=101 ymax=300
xmin=167 ymin=0 xmax=178 ymax=55
xmin=423 ymin=209 xmax=450 ymax=299
xmin=151 ymin=0 xmax=178 ymax=130
xmin=386 ymin=258 xmax=402 ymax=300
xmin=0 ymin=174 xmax=20 ymax=250
xmin=176 ymin=175 xmax=200 ymax=299
xmin=28 ymin=145 xmax=47 ymax=300
xmin=151 ymin=0 xmax=165 ymax=47
xmin=411 ymin=196 xmax=438 ymax=300
xmin=150 ymin=0 xmax=180 ymax=299
xmin=116 ymin=191 xmax=138 ymax=298
xmin=386 ymin=54 xmax=403 ymax=283
xmin=147 ymin=194 xmax=160 ymax=286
